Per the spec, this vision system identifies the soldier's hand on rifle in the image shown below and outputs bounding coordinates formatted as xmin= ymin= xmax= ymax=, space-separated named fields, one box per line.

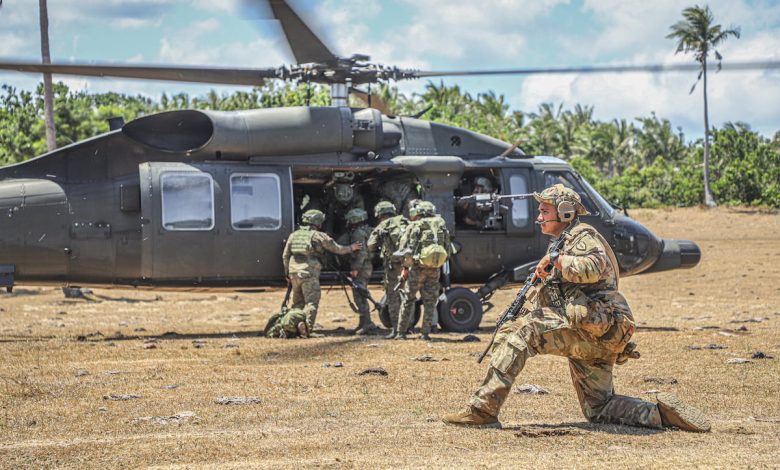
xmin=350 ymin=242 xmax=363 ymax=252
xmin=400 ymin=267 xmax=409 ymax=281
xmin=533 ymin=254 xmax=552 ymax=281
xmin=350 ymin=270 xmax=358 ymax=279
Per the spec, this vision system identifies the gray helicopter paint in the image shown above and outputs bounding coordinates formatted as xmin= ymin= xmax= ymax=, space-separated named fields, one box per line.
xmin=0 ymin=106 xmax=698 ymax=288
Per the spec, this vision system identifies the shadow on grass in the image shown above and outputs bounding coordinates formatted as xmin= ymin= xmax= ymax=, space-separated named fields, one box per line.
xmin=502 ymin=421 xmax=663 ymax=436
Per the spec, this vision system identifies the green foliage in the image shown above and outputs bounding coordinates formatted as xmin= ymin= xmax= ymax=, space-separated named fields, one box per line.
xmin=0 ymin=81 xmax=777 ymax=207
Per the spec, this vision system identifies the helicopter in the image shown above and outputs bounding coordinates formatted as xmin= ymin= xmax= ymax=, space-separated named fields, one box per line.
xmin=3 ymin=0 xmax=753 ymax=333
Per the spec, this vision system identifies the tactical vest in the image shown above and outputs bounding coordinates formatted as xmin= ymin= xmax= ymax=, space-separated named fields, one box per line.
xmin=416 ymin=216 xmax=449 ymax=268
xmin=289 ymin=227 xmax=316 ymax=256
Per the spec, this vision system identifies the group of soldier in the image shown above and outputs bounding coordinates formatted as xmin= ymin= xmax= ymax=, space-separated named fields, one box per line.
xmin=268 ymin=174 xmax=451 ymax=341
xmin=267 ymin=178 xmax=711 ymax=434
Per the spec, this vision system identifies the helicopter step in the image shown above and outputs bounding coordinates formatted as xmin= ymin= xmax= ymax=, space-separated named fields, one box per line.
xmin=0 ymin=264 xmax=14 ymax=293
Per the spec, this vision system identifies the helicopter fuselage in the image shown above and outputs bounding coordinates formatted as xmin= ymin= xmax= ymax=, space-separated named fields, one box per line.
xmin=0 ymin=106 xmax=700 ymax=291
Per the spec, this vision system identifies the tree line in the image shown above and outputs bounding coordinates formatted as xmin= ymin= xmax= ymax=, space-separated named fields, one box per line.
xmin=0 ymin=80 xmax=778 ymax=208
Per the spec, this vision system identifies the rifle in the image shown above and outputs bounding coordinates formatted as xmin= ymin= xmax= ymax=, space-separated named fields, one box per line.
xmin=332 ymin=267 xmax=384 ymax=312
xmin=476 ymin=230 xmax=568 ymax=363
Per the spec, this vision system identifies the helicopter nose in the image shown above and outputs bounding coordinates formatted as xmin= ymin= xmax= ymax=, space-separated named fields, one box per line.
xmin=611 ymin=216 xmax=662 ymax=275
xmin=642 ymin=239 xmax=702 ymax=274
xmin=610 ymin=215 xmax=701 ymax=275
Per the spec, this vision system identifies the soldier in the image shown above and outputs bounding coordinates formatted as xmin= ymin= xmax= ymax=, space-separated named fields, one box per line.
xmin=324 ymin=172 xmax=365 ymax=238
xmin=378 ymin=177 xmax=419 ymax=218
xmin=367 ymin=201 xmax=409 ymax=339
xmin=282 ymin=209 xmax=362 ymax=333
xmin=344 ymin=208 xmax=379 ymax=335
xmin=443 ymin=184 xmax=710 ymax=432
xmin=264 ymin=306 xmax=309 ymax=339
xmin=456 ymin=176 xmax=494 ymax=228
xmin=395 ymin=201 xmax=451 ymax=341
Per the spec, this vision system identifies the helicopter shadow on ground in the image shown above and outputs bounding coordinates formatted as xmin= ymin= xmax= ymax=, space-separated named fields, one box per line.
xmin=500 ymin=421 xmax=663 ymax=436
xmin=1 ymin=288 xmax=46 ymax=296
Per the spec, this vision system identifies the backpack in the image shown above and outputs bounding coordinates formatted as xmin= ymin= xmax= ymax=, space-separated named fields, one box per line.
xmin=385 ymin=216 xmax=408 ymax=254
xmin=416 ymin=217 xmax=449 ymax=269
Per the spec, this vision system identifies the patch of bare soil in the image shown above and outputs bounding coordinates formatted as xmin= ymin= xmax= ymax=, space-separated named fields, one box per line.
xmin=1 ymin=208 xmax=778 ymax=468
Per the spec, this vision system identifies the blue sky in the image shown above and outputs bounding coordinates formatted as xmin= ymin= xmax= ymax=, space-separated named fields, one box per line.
xmin=1 ymin=0 xmax=779 ymax=140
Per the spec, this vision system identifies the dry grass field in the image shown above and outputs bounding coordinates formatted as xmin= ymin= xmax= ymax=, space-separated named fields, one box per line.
xmin=1 ymin=207 xmax=779 ymax=469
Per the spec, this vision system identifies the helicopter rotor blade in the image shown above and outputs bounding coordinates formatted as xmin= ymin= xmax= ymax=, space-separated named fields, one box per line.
xmin=268 ymin=0 xmax=338 ymax=65
xmin=0 ymin=61 xmax=279 ymax=87
xmin=414 ymin=60 xmax=780 ymax=78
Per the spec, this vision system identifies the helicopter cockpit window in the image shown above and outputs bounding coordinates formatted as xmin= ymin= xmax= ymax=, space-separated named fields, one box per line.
xmin=543 ymin=172 xmax=599 ymax=215
xmin=161 ymin=173 xmax=215 ymax=231
xmin=509 ymin=174 xmax=531 ymax=227
xmin=230 ymin=174 xmax=282 ymax=231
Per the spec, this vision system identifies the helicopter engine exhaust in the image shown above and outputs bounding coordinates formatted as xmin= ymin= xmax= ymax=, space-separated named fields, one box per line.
xmin=121 ymin=107 xmax=385 ymax=158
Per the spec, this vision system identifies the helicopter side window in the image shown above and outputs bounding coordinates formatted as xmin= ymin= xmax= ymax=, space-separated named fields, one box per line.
xmin=230 ymin=173 xmax=282 ymax=231
xmin=161 ymin=173 xmax=215 ymax=231
xmin=508 ymin=174 xmax=530 ymax=227
xmin=543 ymin=172 xmax=599 ymax=215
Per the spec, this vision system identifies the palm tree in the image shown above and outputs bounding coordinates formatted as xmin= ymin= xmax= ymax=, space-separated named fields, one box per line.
xmin=39 ymin=0 xmax=56 ymax=152
xmin=667 ymin=5 xmax=740 ymax=207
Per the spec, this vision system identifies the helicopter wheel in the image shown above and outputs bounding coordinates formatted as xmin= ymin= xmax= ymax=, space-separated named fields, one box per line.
xmin=437 ymin=287 xmax=483 ymax=332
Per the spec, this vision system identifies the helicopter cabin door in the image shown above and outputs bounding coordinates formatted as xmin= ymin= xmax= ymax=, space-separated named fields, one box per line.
xmin=451 ymin=167 xmax=536 ymax=282
xmin=139 ymin=162 xmax=293 ymax=285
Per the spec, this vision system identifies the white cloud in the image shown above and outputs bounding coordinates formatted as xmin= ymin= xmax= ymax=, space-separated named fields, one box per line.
xmin=113 ymin=17 xmax=162 ymax=29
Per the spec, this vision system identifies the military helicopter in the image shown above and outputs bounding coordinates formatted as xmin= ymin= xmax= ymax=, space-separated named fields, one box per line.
xmin=3 ymin=0 xmax=754 ymax=332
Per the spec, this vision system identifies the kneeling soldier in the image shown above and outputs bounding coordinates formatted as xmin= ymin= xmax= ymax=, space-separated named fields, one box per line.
xmin=443 ymin=184 xmax=710 ymax=432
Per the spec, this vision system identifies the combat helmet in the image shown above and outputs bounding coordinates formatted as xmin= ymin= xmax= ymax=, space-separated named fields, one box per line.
xmin=334 ymin=183 xmax=354 ymax=203
xmin=374 ymin=200 xmax=397 ymax=218
xmin=301 ymin=209 xmax=326 ymax=226
xmin=474 ymin=176 xmax=493 ymax=193
xmin=345 ymin=208 xmax=368 ymax=225
xmin=415 ymin=201 xmax=437 ymax=217
xmin=533 ymin=184 xmax=590 ymax=222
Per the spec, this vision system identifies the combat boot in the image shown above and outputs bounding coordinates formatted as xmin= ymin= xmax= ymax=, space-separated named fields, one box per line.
xmin=656 ymin=392 xmax=711 ymax=432
xmin=296 ymin=322 xmax=310 ymax=339
xmin=393 ymin=332 xmax=407 ymax=340
xmin=418 ymin=333 xmax=431 ymax=341
xmin=442 ymin=407 xmax=502 ymax=429
xmin=384 ymin=328 xmax=397 ymax=339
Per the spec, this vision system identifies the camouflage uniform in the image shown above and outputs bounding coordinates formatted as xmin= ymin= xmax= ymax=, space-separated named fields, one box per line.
xmin=396 ymin=203 xmax=451 ymax=337
xmin=345 ymin=209 xmax=375 ymax=331
xmin=379 ymin=178 xmax=418 ymax=217
xmin=324 ymin=183 xmax=365 ymax=237
xmin=282 ymin=211 xmax=354 ymax=330
xmin=265 ymin=307 xmax=308 ymax=338
xmin=467 ymin=185 xmax=661 ymax=428
xmin=367 ymin=203 xmax=409 ymax=334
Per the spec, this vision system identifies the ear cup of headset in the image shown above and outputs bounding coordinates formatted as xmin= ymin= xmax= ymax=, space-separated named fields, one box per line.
xmin=557 ymin=200 xmax=576 ymax=222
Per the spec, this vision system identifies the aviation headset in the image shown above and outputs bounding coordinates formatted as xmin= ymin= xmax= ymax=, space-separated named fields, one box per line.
xmin=555 ymin=199 xmax=577 ymax=223
xmin=536 ymin=199 xmax=575 ymax=225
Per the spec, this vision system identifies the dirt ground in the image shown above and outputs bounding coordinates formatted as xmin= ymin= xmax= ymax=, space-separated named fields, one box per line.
xmin=1 ymin=207 xmax=779 ymax=469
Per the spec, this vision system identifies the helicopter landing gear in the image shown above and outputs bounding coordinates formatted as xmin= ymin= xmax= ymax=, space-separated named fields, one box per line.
xmin=437 ymin=287 xmax=483 ymax=332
